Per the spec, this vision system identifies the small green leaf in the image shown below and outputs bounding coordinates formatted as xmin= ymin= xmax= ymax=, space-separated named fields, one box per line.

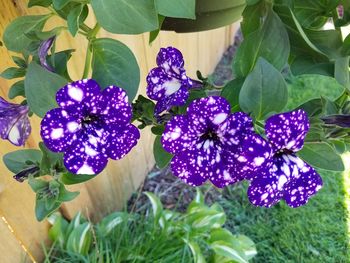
xmin=298 ymin=142 xmax=344 ymax=171
xmin=239 ymin=58 xmax=288 ymax=119
xmin=185 ymin=240 xmax=206 ymax=263
xmin=53 ymin=0 xmax=71 ymax=10
xmin=233 ymin=8 xmax=290 ymax=77
xmin=28 ymin=0 xmax=52 ymax=7
xmin=12 ymin=56 xmax=27 ymax=68
xmin=149 ymin=15 xmax=165 ymax=44
xmin=3 ymin=149 xmax=42 ymax=174
xmin=47 ymin=49 xmax=74 ymax=81
xmin=48 ymin=214 xmax=69 ymax=247
xmin=60 ymin=172 xmax=96 ymax=185
xmin=3 ymin=15 xmax=50 ymax=52
xmin=28 ymin=177 xmax=48 ymax=192
xmin=153 ymin=136 xmax=172 ymax=169
xmin=98 ymin=212 xmax=128 ymax=236
xmin=156 ymin=0 xmax=196 ymax=19
xmin=8 ymin=80 xmax=25 ymax=99
xmin=91 ymin=0 xmax=158 ymax=34
xmin=211 ymin=241 xmax=249 ymax=263
xmin=25 ymin=62 xmax=67 ymax=117
xmin=92 ymin=38 xmax=140 ymax=101
xmin=221 ymin=78 xmax=244 ymax=110
xmin=67 ymin=4 xmax=83 ymax=36
xmin=144 ymin=192 xmax=163 ymax=225
xmin=58 ymin=183 xmax=79 ymax=202
xmin=35 ymin=198 xmax=61 ymax=221
xmin=0 ymin=67 xmax=26 ymax=79
xmin=66 ymin=222 xmax=92 ymax=255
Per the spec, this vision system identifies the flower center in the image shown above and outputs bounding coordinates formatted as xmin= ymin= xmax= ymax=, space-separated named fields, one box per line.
xmin=201 ymin=130 xmax=218 ymax=141
xmin=82 ymin=115 xmax=99 ymax=127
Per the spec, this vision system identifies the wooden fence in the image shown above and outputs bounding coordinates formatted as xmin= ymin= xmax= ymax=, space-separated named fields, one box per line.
xmin=0 ymin=0 xmax=238 ymax=262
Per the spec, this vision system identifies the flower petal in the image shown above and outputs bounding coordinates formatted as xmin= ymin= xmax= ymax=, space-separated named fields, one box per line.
xmin=170 ymin=146 xmax=210 ymax=187
xmin=187 ymin=96 xmax=231 ymax=134
xmin=99 ymin=86 xmax=132 ymax=125
xmin=146 ymin=67 xmax=174 ymax=101
xmin=154 ymin=86 xmax=189 ymax=116
xmin=6 ymin=115 xmax=31 ymax=146
xmin=265 ymin=109 xmax=310 ymax=152
xmin=161 ymin=115 xmax=197 ymax=154
xmin=56 ymin=79 xmax=101 ymax=114
xmin=283 ymin=156 xmax=323 ymax=207
xmin=64 ymin=138 xmax=108 ymax=175
xmin=106 ymin=123 xmax=140 ymax=160
xmin=156 ymin=47 xmax=185 ymax=77
xmin=41 ymin=108 xmax=79 ymax=152
xmin=219 ymin=112 xmax=254 ymax=152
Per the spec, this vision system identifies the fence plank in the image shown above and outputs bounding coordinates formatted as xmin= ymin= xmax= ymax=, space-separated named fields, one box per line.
xmin=0 ymin=0 xmax=238 ymax=260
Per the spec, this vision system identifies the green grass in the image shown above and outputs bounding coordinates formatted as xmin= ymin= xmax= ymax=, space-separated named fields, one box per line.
xmin=220 ymin=170 xmax=349 ymax=262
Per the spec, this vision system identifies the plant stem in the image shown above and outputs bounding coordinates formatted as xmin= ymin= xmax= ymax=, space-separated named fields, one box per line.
xmin=83 ymin=43 xmax=92 ymax=79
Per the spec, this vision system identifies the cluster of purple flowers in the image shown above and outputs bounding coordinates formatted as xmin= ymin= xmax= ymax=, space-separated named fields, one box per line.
xmin=147 ymin=47 xmax=323 ymax=208
xmin=0 ymin=46 xmax=322 ymax=208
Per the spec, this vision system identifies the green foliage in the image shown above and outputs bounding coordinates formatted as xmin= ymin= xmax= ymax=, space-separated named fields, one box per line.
xmin=239 ymin=58 xmax=288 ymax=119
xmin=3 ymin=149 xmax=42 ymax=174
xmin=91 ymin=38 xmax=140 ymax=101
xmin=156 ymin=0 xmax=196 ymax=19
xmin=153 ymin=136 xmax=173 ymax=169
xmin=44 ymin=191 xmax=257 ymax=262
xmin=25 ymin=62 xmax=67 ymax=118
xmin=8 ymin=80 xmax=25 ymax=99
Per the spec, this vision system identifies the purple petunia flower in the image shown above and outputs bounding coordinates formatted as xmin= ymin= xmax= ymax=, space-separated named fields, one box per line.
xmin=161 ymin=96 xmax=271 ymax=188
xmin=146 ymin=47 xmax=194 ymax=116
xmin=40 ymin=79 xmax=140 ymax=175
xmin=247 ymin=109 xmax=323 ymax=208
xmin=0 ymin=97 xmax=31 ymax=146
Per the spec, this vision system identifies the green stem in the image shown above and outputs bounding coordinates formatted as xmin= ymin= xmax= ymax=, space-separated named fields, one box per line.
xmin=82 ymin=43 xmax=92 ymax=79
xmin=89 ymin=23 xmax=101 ymax=39
xmin=80 ymin=23 xmax=92 ymax=33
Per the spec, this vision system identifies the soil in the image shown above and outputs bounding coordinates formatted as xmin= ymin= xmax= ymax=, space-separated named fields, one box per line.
xmin=127 ymin=29 xmax=242 ymax=213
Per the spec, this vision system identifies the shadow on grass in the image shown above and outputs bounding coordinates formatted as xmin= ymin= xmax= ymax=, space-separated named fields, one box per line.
xmin=220 ymin=170 xmax=349 ymax=263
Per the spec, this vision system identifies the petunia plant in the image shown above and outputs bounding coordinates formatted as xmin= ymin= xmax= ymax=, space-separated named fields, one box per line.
xmin=1 ymin=0 xmax=350 ymax=223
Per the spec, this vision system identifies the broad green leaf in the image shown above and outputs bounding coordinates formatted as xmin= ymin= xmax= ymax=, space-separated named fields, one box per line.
xmin=298 ymin=142 xmax=344 ymax=171
xmin=25 ymin=62 xmax=67 ymax=117
xmin=294 ymin=0 xmax=339 ymax=29
xmin=185 ymin=240 xmax=206 ymax=263
xmin=60 ymin=172 xmax=96 ymax=185
xmin=0 ymin=67 xmax=26 ymax=79
xmin=285 ymin=74 xmax=344 ymax=111
xmin=335 ymin=57 xmax=350 ymax=90
xmin=3 ymin=15 xmax=50 ymax=52
xmin=67 ymin=4 xmax=83 ymax=36
xmin=92 ymin=38 xmax=140 ymax=101
xmin=241 ymin=0 xmax=266 ymax=36
xmin=47 ymin=49 xmax=74 ymax=81
xmin=153 ymin=136 xmax=172 ymax=169
xmin=53 ymin=0 xmax=71 ymax=10
xmin=239 ymin=58 xmax=288 ymax=119
xmin=8 ymin=80 xmax=25 ymax=99
xmin=3 ymin=149 xmax=42 ymax=174
xmin=28 ymin=177 xmax=48 ymax=192
xmin=39 ymin=142 xmax=63 ymax=174
xmin=149 ymin=15 xmax=165 ymax=44
xmin=211 ymin=241 xmax=249 ymax=263
xmin=332 ymin=140 xmax=347 ymax=154
xmin=156 ymin=0 xmax=195 ymax=19
xmin=91 ymin=0 xmax=158 ymax=34
xmin=58 ymin=183 xmax=79 ymax=202
xmin=221 ymin=78 xmax=244 ymax=110
xmin=233 ymin=8 xmax=290 ymax=77
xmin=66 ymin=222 xmax=92 ymax=255
xmin=48 ymin=214 xmax=69 ymax=247
xmin=290 ymin=56 xmax=334 ymax=77
xmin=35 ymin=198 xmax=61 ymax=221
xmin=12 ymin=56 xmax=27 ymax=68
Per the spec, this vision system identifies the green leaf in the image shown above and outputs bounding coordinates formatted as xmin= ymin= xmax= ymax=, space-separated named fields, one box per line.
xmin=233 ymin=8 xmax=290 ymax=77
xmin=3 ymin=149 xmax=42 ymax=174
xmin=241 ymin=0 xmax=266 ymax=36
xmin=0 ymin=67 xmax=26 ymax=79
xmin=144 ymin=192 xmax=164 ymax=225
xmin=28 ymin=177 xmax=48 ymax=192
xmin=28 ymin=0 xmax=52 ymax=7
xmin=149 ymin=15 xmax=165 ymax=44
xmin=3 ymin=15 xmax=50 ymax=52
xmin=48 ymin=214 xmax=69 ymax=247
xmin=185 ymin=240 xmax=206 ymax=263
xmin=221 ymin=78 xmax=244 ymax=110
xmin=156 ymin=0 xmax=195 ymax=19
xmin=12 ymin=56 xmax=27 ymax=68
xmin=58 ymin=183 xmax=79 ymax=202
xmin=66 ymin=222 xmax=92 ymax=255
xmin=25 ymin=62 xmax=67 ymax=117
xmin=39 ymin=142 xmax=63 ymax=174
xmin=60 ymin=172 xmax=96 ymax=185
xmin=285 ymin=74 xmax=345 ymax=111
xmin=239 ymin=58 xmax=288 ymax=119
xmin=98 ymin=212 xmax=128 ymax=236
xmin=298 ymin=142 xmax=345 ymax=171
xmin=35 ymin=198 xmax=61 ymax=221
xmin=91 ymin=0 xmax=158 ymax=34
xmin=47 ymin=49 xmax=74 ymax=81
xmin=92 ymin=38 xmax=140 ymax=101
xmin=153 ymin=136 xmax=172 ymax=169
xmin=53 ymin=0 xmax=71 ymax=10
xmin=332 ymin=140 xmax=347 ymax=154
xmin=211 ymin=241 xmax=249 ymax=263
xmin=8 ymin=80 xmax=25 ymax=99
xmin=335 ymin=57 xmax=350 ymax=90
xmin=67 ymin=4 xmax=83 ymax=36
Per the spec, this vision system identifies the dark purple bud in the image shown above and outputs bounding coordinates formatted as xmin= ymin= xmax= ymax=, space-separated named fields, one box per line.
xmin=13 ymin=166 xmax=40 ymax=182
xmin=322 ymin=115 xmax=350 ymax=127
xmin=0 ymin=97 xmax=31 ymax=146
xmin=39 ymin=36 xmax=55 ymax=72
xmin=338 ymin=5 xmax=344 ymax=19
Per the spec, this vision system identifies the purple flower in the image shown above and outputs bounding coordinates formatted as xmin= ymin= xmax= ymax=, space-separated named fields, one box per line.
xmin=146 ymin=47 xmax=193 ymax=116
xmin=161 ymin=96 xmax=271 ymax=188
xmin=39 ymin=36 xmax=55 ymax=72
xmin=247 ymin=109 xmax=323 ymax=208
xmin=0 ymin=97 xmax=31 ymax=146
xmin=40 ymin=79 xmax=140 ymax=175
